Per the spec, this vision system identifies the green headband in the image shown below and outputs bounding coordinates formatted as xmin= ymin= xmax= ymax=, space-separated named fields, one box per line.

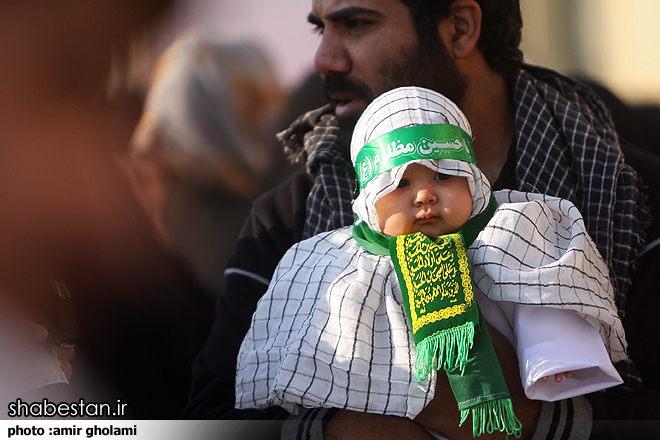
xmin=354 ymin=124 xmax=475 ymax=188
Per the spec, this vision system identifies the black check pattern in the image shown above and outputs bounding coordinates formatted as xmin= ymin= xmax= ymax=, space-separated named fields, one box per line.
xmin=512 ymin=65 xmax=648 ymax=312
xmin=277 ymin=105 xmax=356 ymax=239
xmin=512 ymin=66 xmax=647 ymax=390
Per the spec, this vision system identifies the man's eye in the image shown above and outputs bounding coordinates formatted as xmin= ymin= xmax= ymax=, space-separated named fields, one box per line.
xmin=396 ymin=179 xmax=410 ymax=189
xmin=435 ymin=173 xmax=451 ymax=181
xmin=311 ymin=24 xmax=324 ymax=35
xmin=345 ymin=19 xmax=372 ymax=32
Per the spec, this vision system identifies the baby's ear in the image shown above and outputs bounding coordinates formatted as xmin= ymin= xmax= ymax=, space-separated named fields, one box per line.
xmin=437 ymin=0 xmax=481 ymax=60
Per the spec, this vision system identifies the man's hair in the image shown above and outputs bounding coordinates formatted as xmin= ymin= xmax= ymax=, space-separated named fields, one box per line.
xmin=399 ymin=0 xmax=523 ymax=77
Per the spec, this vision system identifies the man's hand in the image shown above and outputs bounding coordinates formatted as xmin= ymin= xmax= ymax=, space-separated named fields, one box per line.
xmin=53 ymin=345 xmax=75 ymax=380
xmin=325 ymin=322 xmax=542 ymax=440
xmin=415 ymin=321 xmax=541 ymax=440
xmin=484 ymin=321 xmax=542 ymax=439
xmin=543 ymin=371 xmax=572 ymax=382
xmin=20 ymin=321 xmax=75 ymax=380
xmin=325 ymin=410 xmax=435 ymax=440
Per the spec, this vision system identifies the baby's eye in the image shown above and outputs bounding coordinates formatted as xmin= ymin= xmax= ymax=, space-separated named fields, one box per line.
xmin=396 ymin=179 xmax=410 ymax=189
xmin=435 ymin=173 xmax=451 ymax=181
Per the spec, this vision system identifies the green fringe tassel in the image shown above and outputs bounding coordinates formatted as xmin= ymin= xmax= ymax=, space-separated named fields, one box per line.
xmin=459 ymin=398 xmax=522 ymax=438
xmin=414 ymin=321 xmax=475 ymax=381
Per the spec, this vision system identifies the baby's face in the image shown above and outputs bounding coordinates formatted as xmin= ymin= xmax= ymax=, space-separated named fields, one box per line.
xmin=374 ymin=163 xmax=472 ymax=237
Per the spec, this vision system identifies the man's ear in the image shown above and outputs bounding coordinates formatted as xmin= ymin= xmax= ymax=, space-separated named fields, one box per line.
xmin=437 ymin=0 xmax=481 ymax=59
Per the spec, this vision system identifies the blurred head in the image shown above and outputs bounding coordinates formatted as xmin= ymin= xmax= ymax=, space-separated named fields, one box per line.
xmin=309 ymin=0 xmax=522 ymax=126
xmin=0 ymin=0 xmax=176 ymax=102
xmin=0 ymin=0 xmax=180 ymax=304
xmin=129 ymin=36 xmax=285 ymax=197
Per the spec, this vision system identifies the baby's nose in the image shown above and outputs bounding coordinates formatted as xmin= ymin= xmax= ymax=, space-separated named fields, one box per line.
xmin=415 ymin=187 xmax=437 ymax=205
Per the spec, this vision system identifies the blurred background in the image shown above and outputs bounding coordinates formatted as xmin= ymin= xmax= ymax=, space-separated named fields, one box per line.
xmin=520 ymin=0 xmax=660 ymax=104
xmin=1 ymin=0 xmax=658 ymax=421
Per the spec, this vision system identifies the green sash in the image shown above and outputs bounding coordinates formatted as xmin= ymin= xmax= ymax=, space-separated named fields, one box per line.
xmin=353 ymin=198 xmax=521 ymax=438
xmin=392 ymin=232 xmax=478 ymax=379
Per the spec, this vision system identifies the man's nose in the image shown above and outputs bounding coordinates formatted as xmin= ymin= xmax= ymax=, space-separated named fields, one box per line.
xmin=314 ymin=33 xmax=351 ymax=76
xmin=414 ymin=187 xmax=437 ymax=206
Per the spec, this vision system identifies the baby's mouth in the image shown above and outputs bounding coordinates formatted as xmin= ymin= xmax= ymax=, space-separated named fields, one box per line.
xmin=415 ymin=214 xmax=439 ymax=224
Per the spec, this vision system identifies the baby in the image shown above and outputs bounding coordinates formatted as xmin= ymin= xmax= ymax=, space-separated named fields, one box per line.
xmin=373 ymin=161 xmax=572 ymax=383
xmin=235 ymin=87 xmax=628 ymax=438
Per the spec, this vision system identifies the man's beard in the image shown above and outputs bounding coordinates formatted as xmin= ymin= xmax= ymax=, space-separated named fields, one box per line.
xmin=321 ymin=36 xmax=467 ymax=131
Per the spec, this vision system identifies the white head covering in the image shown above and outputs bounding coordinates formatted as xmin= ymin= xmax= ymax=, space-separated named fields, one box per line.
xmin=350 ymin=87 xmax=492 ymax=232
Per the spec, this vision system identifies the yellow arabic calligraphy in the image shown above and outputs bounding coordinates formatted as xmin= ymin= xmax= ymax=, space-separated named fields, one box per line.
xmin=396 ymin=233 xmax=474 ymax=334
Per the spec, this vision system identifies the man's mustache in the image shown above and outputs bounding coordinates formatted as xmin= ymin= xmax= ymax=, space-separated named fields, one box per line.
xmin=321 ymin=75 xmax=372 ymax=102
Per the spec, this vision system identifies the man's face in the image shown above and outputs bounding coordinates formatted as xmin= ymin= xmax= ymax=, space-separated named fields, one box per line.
xmin=309 ymin=0 xmax=466 ymax=127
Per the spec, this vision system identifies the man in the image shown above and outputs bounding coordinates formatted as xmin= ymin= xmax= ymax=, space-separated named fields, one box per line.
xmin=184 ymin=1 xmax=660 ymax=439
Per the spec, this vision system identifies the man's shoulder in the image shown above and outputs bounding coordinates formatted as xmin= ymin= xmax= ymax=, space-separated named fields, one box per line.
xmin=240 ymin=168 xmax=313 ymax=241
xmin=224 ymin=168 xmax=314 ymax=281
xmin=253 ymin=168 xmax=314 ymax=214
xmin=621 ymin=140 xmax=660 ymax=192
xmin=620 ymin=140 xmax=660 ymax=243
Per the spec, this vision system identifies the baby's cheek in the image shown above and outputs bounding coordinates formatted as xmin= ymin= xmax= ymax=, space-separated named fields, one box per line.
xmin=381 ymin=213 xmax=410 ymax=236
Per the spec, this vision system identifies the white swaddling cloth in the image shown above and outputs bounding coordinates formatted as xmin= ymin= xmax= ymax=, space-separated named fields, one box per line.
xmin=476 ymin=288 xmax=622 ymax=402
xmin=236 ymin=190 xmax=627 ymax=414
xmin=472 ymin=190 xmax=624 ymax=401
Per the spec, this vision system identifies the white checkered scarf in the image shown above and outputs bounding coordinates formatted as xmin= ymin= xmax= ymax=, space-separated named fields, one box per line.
xmin=235 ymin=193 xmax=629 ymax=415
xmin=472 ymin=189 xmax=629 ymax=365
xmin=278 ymin=66 xmax=649 ymax=388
